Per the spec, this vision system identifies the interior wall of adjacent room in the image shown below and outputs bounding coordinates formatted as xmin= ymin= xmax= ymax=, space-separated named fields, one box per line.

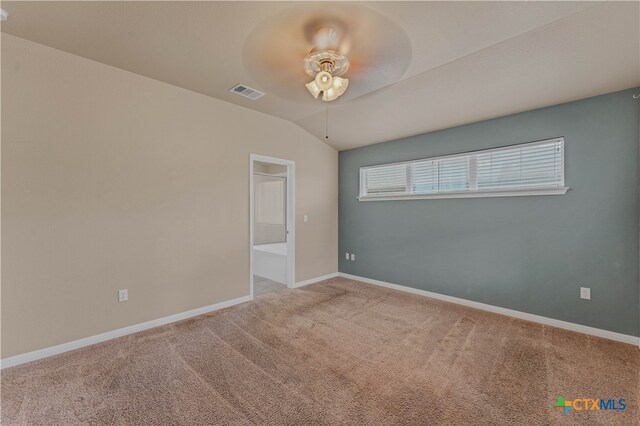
xmin=254 ymin=172 xmax=287 ymax=245
xmin=1 ymin=34 xmax=338 ymax=358
xmin=254 ymin=162 xmax=287 ymax=245
xmin=254 ymin=162 xmax=288 ymax=245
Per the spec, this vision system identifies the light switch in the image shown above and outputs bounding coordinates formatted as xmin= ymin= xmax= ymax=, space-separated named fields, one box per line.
xmin=303 ymin=214 xmax=308 ymax=223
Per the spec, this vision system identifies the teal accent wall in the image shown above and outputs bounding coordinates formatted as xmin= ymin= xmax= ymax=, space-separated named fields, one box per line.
xmin=339 ymin=88 xmax=639 ymax=336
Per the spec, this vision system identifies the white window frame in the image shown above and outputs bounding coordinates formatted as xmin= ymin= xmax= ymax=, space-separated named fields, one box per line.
xmin=358 ymin=137 xmax=569 ymax=201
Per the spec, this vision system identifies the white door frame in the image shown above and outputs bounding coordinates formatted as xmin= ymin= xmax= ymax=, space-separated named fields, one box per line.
xmin=249 ymin=154 xmax=295 ymax=299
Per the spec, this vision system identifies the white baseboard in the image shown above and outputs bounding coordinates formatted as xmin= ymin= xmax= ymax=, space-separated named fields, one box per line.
xmin=339 ymin=273 xmax=640 ymax=346
xmin=0 ymin=295 xmax=252 ymax=370
xmin=1 ymin=271 xmax=340 ymax=369
xmin=4 ymin=271 xmax=635 ymax=369
xmin=294 ymin=272 xmax=339 ymax=288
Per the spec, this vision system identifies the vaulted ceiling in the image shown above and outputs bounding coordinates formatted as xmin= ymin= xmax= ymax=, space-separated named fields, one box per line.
xmin=2 ymin=1 xmax=638 ymax=150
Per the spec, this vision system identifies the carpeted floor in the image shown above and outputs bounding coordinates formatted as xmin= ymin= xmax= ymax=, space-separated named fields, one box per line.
xmin=1 ymin=277 xmax=638 ymax=425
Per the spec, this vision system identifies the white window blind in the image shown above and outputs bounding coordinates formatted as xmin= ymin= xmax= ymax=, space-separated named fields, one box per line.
xmin=476 ymin=140 xmax=563 ymax=191
xmin=359 ymin=137 xmax=566 ymax=200
xmin=360 ymin=163 xmax=407 ymax=196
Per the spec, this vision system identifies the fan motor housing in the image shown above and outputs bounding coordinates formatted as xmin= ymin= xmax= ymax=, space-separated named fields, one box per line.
xmin=304 ymin=49 xmax=349 ymax=77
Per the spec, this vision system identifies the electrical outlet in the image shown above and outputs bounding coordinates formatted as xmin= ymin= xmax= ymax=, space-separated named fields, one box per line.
xmin=345 ymin=252 xmax=350 ymax=260
xmin=118 ymin=289 xmax=128 ymax=302
xmin=303 ymin=214 xmax=308 ymax=223
xmin=350 ymin=253 xmax=355 ymax=261
xmin=580 ymin=287 xmax=590 ymax=300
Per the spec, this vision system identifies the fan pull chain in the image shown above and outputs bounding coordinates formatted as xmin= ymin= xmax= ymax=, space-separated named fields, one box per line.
xmin=325 ymin=107 xmax=329 ymax=140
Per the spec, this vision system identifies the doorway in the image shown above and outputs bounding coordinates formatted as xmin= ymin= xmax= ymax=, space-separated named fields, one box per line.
xmin=249 ymin=154 xmax=295 ymax=299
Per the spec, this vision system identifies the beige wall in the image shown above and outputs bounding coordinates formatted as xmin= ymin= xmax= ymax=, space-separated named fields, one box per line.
xmin=1 ymin=35 xmax=338 ymax=358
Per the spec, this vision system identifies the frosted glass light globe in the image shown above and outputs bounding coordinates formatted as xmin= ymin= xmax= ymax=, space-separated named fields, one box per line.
xmin=315 ymin=71 xmax=333 ymax=91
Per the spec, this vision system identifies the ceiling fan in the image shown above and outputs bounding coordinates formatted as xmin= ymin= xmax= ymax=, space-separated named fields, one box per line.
xmin=243 ymin=5 xmax=411 ymax=105
xmin=304 ymin=27 xmax=350 ymax=102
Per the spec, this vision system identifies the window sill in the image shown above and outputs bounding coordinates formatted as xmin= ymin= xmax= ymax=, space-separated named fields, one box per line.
xmin=358 ymin=187 xmax=569 ymax=201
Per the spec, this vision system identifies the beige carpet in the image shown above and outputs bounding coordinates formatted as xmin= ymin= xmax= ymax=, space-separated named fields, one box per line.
xmin=1 ymin=277 xmax=638 ymax=425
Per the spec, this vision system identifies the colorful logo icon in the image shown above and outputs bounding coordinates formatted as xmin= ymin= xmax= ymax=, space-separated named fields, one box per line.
xmin=555 ymin=397 xmax=572 ymax=414
xmin=554 ymin=396 xmax=626 ymax=414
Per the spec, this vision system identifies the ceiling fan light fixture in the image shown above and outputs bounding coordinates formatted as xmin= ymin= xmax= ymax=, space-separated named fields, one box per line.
xmin=322 ymin=88 xmax=339 ymax=102
xmin=311 ymin=72 xmax=349 ymax=102
xmin=332 ymin=77 xmax=349 ymax=96
xmin=306 ymin=80 xmax=321 ymax=99
xmin=314 ymin=70 xmax=333 ymax=91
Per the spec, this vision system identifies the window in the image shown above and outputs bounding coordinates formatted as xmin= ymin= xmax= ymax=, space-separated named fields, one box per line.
xmin=359 ymin=137 xmax=567 ymax=200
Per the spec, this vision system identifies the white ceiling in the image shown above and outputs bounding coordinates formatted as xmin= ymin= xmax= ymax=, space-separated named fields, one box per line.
xmin=2 ymin=1 xmax=638 ymax=151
